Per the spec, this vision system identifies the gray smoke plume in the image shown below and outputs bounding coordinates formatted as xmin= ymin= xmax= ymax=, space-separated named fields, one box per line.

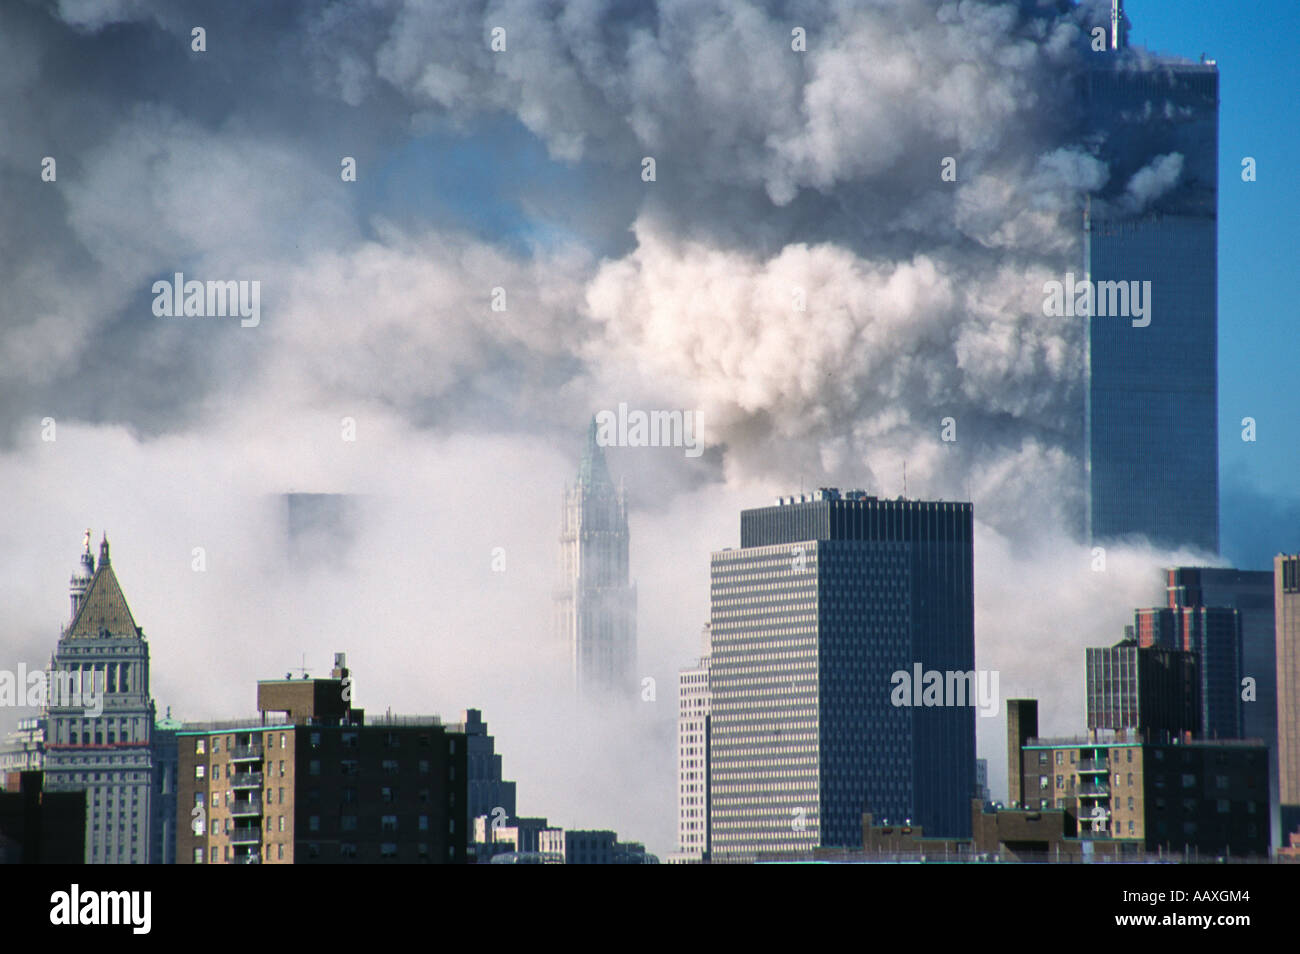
xmin=0 ymin=0 xmax=1224 ymax=848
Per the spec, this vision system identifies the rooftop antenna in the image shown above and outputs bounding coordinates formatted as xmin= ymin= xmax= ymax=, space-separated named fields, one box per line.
xmin=903 ymin=461 xmax=907 ymax=498
xmin=1111 ymin=1 xmax=1127 ymax=51
xmin=286 ymin=653 xmax=310 ymax=680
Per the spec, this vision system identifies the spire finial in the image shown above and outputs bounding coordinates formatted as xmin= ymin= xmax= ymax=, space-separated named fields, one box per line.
xmin=83 ymin=528 xmax=91 ymax=553
xmin=99 ymin=532 xmax=110 ymax=565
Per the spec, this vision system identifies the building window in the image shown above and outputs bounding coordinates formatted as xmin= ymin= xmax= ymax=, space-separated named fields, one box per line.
xmin=309 ymin=815 xmax=320 ymax=832
xmin=211 ymin=847 xmax=218 ymax=863
xmin=1126 ymin=749 xmax=1132 ymax=763
xmin=309 ymin=760 xmax=320 ymax=776
xmin=341 ymin=815 xmax=358 ymax=831
xmin=382 ymin=760 xmax=399 ymax=775
xmin=1217 ymin=799 xmax=1230 ymax=813
xmin=1127 ymin=797 xmax=1134 ymax=810
xmin=381 ymin=787 xmax=396 ymax=803
xmin=280 ymin=733 xmax=287 ymax=749
xmin=1182 ymin=774 xmax=1195 ymax=788
xmin=341 ymin=843 xmax=357 ymax=858
xmin=193 ymin=848 xmax=204 ymax=864
xmin=278 ymin=816 xmax=285 ymax=832
xmin=310 ymin=732 xmax=321 ymax=749
xmin=381 ymin=815 xmax=398 ymax=832
xmin=380 ymin=843 xmax=398 ymax=859
xmin=195 ymin=765 xmax=205 ymax=779
xmin=277 ymin=844 xmax=284 ymax=860
xmin=418 ymin=815 xmax=429 ymax=831
xmin=195 ymin=740 xmax=206 ymax=755
xmin=1055 ymin=752 xmax=1063 ymax=765
xmin=418 ymin=760 xmax=430 ymax=774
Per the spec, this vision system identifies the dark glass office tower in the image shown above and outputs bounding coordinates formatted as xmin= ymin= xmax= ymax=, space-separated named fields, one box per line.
xmin=1166 ymin=568 xmax=1275 ymax=745
xmin=1135 ymin=605 xmax=1241 ymax=740
xmin=1083 ymin=14 xmax=1219 ymax=553
xmin=708 ymin=489 xmax=974 ymax=860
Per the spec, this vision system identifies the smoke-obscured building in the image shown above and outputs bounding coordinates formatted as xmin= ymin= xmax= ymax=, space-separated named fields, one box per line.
xmin=1084 ymin=4 xmax=1220 ymax=554
xmin=555 ymin=419 xmax=637 ymax=701
xmin=672 ymin=624 xmax=711 ymax=863
xmin=709 ymin=489 xmax=975 ymax=861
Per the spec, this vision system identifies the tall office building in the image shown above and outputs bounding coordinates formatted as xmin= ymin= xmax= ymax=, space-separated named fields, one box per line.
xmin=1166 ymin=566 xmax=1278 ymax=842
xmin=1084 ymin=2 xmax=1220 ymax=553
xmin=709 ymin=489 xmax=975 ymax=861
xmin=673 ymin=624 xmax=711 ymax=862
xmin=1276 ymin=555 xmax=1300 ymax=836
xmin=1166 ymin=568 xmax=1275 ymax=743
xmin=555 ymin=419 xmax=637 ymax=700
xmin=1134 ymin=605 xmax=1241 ymax=739
xmin=41 ymin=533 xmax=165 ymax=863
xmin=1085 ymin=634 xmax=1199 ymax=742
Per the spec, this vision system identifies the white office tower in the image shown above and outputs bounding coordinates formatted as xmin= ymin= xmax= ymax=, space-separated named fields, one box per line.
xmin=669 ymin=624 xmax=711 ymax=863
xmin=555 ymin=419 xmax=637 ymax=701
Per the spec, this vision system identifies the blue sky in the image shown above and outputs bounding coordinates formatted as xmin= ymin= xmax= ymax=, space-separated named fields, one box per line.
xmin=1128 ymin=0 xmax=1300 ymax=568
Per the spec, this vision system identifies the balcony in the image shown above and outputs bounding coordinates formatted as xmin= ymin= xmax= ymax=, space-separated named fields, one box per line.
xmin=1077 ymin=759 xmax=1109 ymax=773
xmin=1077 ymin=783 xmax=1111 ymax=798
xmin=230 ymin=799 xmax=262 ymax=817
xmin=229 ymin=827 xmax=262 ymax=845
xmin=231 ymin=744 xmax=263 ymax=762
xmin=231 ymin=772 xmax=263 ymax=790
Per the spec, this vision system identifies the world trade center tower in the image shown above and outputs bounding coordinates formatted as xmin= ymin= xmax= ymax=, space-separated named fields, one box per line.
xmin=1084 ymin=2 xmax=1220 ymax=554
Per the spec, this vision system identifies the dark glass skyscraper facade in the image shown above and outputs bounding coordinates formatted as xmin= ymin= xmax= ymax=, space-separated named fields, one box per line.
xmin=708 ymin=489 xmax=974 ymax=860
xmin=1084 ymin=49 xmax=1219 ymax=553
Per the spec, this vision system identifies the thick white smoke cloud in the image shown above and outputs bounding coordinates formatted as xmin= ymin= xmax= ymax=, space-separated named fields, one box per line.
xmin=0 ymin=0 xmax=1221 ymax=852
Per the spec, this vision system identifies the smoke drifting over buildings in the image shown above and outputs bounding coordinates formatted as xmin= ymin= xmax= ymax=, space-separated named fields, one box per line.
xmin=0 ymin=1 xmax=1261 ymax=853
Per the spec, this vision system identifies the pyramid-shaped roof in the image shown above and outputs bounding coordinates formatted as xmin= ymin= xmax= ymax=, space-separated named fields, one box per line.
xmin=67 ymin=543 xmax=139 ymax=639
xmin=578 ymin=416 xmax=615 ymax=493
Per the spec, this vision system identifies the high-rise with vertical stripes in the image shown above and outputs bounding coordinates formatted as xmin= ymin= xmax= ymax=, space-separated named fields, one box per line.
xmin=708 ymin=489 xmax=974 ymax=861
xmin=555 ymin=419 xmax=637 ymax=700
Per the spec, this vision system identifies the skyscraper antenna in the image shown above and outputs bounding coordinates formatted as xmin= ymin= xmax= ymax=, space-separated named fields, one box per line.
xmin=903 ymin=461 xmax=907 ymax=498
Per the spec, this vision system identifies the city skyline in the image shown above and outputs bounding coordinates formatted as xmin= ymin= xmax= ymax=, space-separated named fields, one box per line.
xmin=1 ymin=0 xmax=1298 ymax=867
